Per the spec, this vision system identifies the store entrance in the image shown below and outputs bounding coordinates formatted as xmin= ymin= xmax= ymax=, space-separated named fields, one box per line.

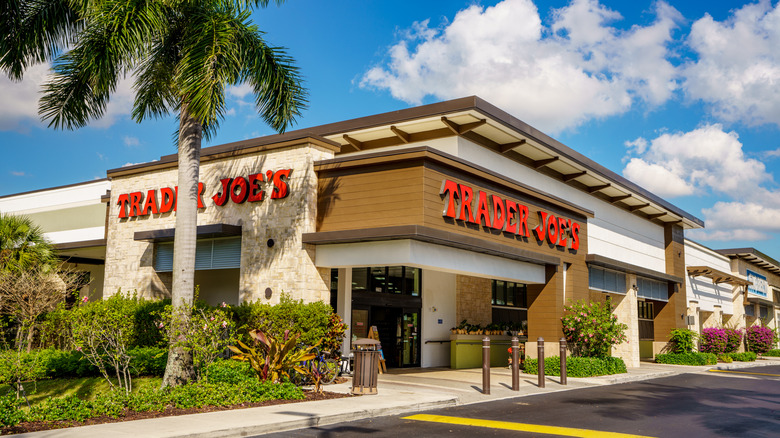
xmin=352 ymin=305 xmax=420 ymax=368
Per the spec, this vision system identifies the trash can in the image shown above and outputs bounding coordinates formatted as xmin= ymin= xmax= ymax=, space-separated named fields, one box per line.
xmin=351 ymin=338 xmax=381 ymax=395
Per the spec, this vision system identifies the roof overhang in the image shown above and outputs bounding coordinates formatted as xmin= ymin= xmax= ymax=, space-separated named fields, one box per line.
xmin=687 ymin=266 xmax=751 ymax=287
xmin=716 ymin=248 xmax=780 ymax=276
xmin=133 ymin=224 xmax=242 ymax=242
xmin=308 ymin=96 xmax=704 ymax=230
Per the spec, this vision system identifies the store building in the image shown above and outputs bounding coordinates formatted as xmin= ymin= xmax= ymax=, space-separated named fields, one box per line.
xmin=93 ymin=96 xmax=705 ymax=368
xmin=3 ymin=97 xmax=712 ymax=367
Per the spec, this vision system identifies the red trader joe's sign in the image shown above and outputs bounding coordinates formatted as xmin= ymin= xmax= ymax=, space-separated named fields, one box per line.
xmin=116 ymin=169 xmax=291 ymax=219
xmin=440 ymin=179 xmax=580 ymax=250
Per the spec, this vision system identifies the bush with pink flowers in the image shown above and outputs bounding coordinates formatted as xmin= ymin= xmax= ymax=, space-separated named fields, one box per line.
xmin=561 ymin=300 xmax=627 ymax=357
xmin=745 ymin=325 xmax=777 ymax=354
xmin=699 ymin=328 xmax=728 ymax=354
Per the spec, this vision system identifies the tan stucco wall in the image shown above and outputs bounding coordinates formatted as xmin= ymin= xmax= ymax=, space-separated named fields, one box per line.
xmin=103 ymin=143 xmax=334 ymax=304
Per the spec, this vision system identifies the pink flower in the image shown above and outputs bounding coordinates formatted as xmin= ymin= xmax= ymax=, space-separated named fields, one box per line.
xmin=158 ymin=322 xmax=164 ymax=329
xmin=589 ymin=333 xmax=594 ymax=337
xmin=220 ymin=302 xmax=227 ymax=308
xmin=81 ymin=296 xmax=89 ymax=303
xmin=203 ymin=324 xmax=208 ymax=331
xmin=221 ymin=321 xmax=228 ymax=328
xmin=75 ymin=346 xmax=82 ymax=352
xmin=209 ymin=316 xmax=215 ymax=321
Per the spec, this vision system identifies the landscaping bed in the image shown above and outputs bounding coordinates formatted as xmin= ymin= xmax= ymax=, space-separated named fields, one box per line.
xmin=2 ymin=389 xmax=352 ymax=435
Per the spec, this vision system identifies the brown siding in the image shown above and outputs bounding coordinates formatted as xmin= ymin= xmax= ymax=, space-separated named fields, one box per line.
xmin=654 ymin=224 xmax=686 ymax=341
xmin=317 ymin=163 xmax=425 ymax=232
xmin=528 ymin=265 xmax=563 ymax=340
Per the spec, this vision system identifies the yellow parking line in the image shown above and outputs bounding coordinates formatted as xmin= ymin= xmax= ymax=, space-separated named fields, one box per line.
xmin=708 ymin=369 xmax=780 ymax=377
xmin=402 ymin=414 xmax=654 ymax=438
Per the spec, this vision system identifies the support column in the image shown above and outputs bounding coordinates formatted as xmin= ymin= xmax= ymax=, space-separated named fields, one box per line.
xmin=611 ymin=274 xmax=639 ymax=367
xmin=337 ymin=267 xmax=352 ymax=355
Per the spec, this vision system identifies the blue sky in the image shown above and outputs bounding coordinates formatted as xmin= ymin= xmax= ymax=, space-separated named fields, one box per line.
xmin=2 ymin=0 xmax=780 ymax=259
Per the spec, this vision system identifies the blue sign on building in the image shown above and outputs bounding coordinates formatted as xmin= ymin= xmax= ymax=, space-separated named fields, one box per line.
xmin=746 ymin=269 xmax=768 ymax=298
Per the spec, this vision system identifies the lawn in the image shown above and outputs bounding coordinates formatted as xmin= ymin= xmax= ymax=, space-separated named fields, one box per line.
xmin=1 ymin=376 xmax=162 ymax=407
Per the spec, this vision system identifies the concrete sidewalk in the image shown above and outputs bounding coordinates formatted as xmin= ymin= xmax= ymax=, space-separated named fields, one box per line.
xmin=12 ymin=357 xmax=780 ymax=438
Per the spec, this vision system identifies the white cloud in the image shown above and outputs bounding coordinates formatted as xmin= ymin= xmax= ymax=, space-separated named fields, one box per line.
xmin=682 ymin=1 xmax=780 ymax=127
xmin=624 ymin=124 xmax=780 ymax=243
xmin=123 ymin=136 xmax=140 ymax=147
xmin=0 ymin=63 xmax=51 ymax=132
xmin=227 ymin=83 xmax=253 ymax=99
xmin=10 ymin=171 xmax=26 ymax=177
xmin=622 ymin=124 xmax=769 ymax=198
xmin=361 ymin=0 xmax=681 ymax=133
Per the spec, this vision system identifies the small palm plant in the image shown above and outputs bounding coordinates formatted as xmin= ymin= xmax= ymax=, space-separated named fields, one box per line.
xmin=229 ymin=329 xmax=317 ymax=383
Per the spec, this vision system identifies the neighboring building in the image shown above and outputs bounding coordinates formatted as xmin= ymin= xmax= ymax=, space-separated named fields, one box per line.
xmin=0 ymin=179 xmax=110 ymax=301
xmin=3 ymin=97 xmax=723 ymax=367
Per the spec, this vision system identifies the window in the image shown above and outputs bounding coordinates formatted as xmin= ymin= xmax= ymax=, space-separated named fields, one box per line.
xmin=154 ymin=237 xmax=241 ymax=272
xmin=491 ymin=280 xmax=527 ymax=308
xmin=588 ymin=266 xmax=626 ymax=294
xmin=637 ymin=277 xmax=668 ymax=302
xmin=351 ymin=267 xmax=421 ymax=295
xmin=759 ymin=305 xmax=769 ymax=319
xmin=744 ymin=304 xmax=755 ymax=317
xmin=637 ymin=301 xmax=654 ymax=320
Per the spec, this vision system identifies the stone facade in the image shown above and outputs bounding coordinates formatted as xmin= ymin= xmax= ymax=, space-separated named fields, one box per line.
xmin=103 ymin=142 xmax=335 ymax=304
xmin=455 ymin=275 xmax=492 ymax=326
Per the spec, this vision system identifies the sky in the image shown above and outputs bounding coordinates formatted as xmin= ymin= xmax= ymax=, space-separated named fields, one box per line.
xmin=2 ymin=0 xmax=780 ymax=260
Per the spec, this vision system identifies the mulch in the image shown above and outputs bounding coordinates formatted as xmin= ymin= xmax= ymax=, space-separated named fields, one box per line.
xmin=2 ymin=389 xmax=353 ymax=435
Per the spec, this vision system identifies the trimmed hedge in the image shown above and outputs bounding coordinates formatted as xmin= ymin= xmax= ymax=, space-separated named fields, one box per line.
xmin=762 ymin=349 xmax=780 ymax=357
xmin=655 ymin=352 xmax=717 ymax=366
xmin=0 ymin=347 xmax=168 ymax=384
xmin=727 ymin=351 xmax=757 ymax=362
xmin=523 ymin=356 xmax=627 ymax=377
xmin=717 ymin=354 xmax=732 ymax=363
xmin=204 ymin=359 xmax=255 ymax=385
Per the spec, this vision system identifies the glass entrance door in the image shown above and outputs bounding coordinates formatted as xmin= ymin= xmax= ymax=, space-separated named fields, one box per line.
xmin=399 ymin=310 xmax=420 ymax=367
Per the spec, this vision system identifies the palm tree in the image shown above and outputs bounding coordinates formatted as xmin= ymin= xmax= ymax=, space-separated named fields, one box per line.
xmin=1 ymin=0 xmax=306 ymax=386
xmin=0 ymin=213 xmax=56 ymax=273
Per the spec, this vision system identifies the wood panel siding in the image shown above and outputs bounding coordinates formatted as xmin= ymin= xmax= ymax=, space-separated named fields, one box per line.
xmin=654 ymin=224 xmax=687 ymax=341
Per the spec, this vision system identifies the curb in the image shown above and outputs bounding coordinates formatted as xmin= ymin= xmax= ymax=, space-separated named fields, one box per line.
xmin=179 ymin=396 xmax=459 ymax=438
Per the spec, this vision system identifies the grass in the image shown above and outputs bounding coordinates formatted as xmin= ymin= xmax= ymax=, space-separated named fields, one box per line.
xmin=1 ymin=376 xmax=162 ymax=407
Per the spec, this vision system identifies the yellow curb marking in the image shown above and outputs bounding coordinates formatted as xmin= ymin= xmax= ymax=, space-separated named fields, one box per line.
xmin=402 ymin=414 xmax=654 ymax=438
xmin=708 ymin=369 xmax=780 ymax=377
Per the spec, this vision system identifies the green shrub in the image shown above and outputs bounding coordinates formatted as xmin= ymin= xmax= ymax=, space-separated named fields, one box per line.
xmin=235 ymin=294 xmax=344 ymax=353
xmin=561 ymin=300 xmax=627 ymax=357
xmin=133 ymin=299 xmax=169 ymax=347
xmin=655 ymin=352 xmax=717 ymax=365
xmin=0 ymin=349 xmax=48 ymax=385
xmin=204 ymin=359 xmax=254 ymax=385
xmin=727 ymin=351 xmax=757 ymax=362
xmin=129 ymin=347 xmax=167 ymax=376
xmin=0 ymin=393 xmax=25 ymax=427
xmin=668 ymin=328 xmax=697 ymax=353
xmin=763 ymin=349 xmax=780 ymax=357
xmin=523 ymin=356 xmax=627 ymax=377
xmin=717 ymin=354 xmax=732 ymax=363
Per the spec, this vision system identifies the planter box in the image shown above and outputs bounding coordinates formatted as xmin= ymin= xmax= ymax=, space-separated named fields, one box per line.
xmin=449 ymin=334 xmax=526 ymax=369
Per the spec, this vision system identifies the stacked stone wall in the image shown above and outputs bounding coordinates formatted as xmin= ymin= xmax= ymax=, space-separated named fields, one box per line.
xmin=455 ymin=275 xmax=491 ymax=326
xmin=103 ymin=143 xmax=334 ymax=304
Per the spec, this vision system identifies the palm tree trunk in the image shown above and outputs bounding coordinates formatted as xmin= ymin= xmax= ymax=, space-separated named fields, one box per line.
xmin=161 ymin=102 xmax=201 ymax=387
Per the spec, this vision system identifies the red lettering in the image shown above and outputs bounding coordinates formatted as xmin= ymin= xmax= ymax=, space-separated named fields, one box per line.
xmin=117 ymin=194 xmax=130 ymax=219
xmin=160 ymin=187 xmax=176 ymax=213
xmin=558 ymin=217 xmax=569 ymax=247
xmin=230 ymin=177 xmax=249 ymax=204
xmin=457 ymin=184 xmax=475 ymax=223
xmin=476 ymin=191 xmax=491 ymax=227
xmin=534 ymin=211 xmax=548 ymax=241
xmin=248 ymin=173 xmax=264 ymax=202
xmin=197 ymin=183 xmax=205 ymax=208
xmin=212 ymin=178 xmax=232 ymax=206
xmin=571 ymin=222 xmax=580 ymax=250
xmin=491 ymin=195 xmax=505 ymax=230
xmin=129 ymin=192 xmax=143 ymax=217
xmin=547 ymin=214 xmax=559 ymax=244
xmin=142 ymin=189 xmax=159 ymax=215
xmin=504 ymin=200 xmax=517 ymax=234
xmin=518 ymin=204 xmax=530 ymax=237
xmin=440 ymin=179 xmax=459 ymax=218
xmin=271 ymin=169 xmax=291 ymax=199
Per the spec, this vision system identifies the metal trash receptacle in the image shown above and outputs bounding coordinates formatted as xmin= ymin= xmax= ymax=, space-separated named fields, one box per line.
xmin=351 ymin=338 xmax=381 ymax=395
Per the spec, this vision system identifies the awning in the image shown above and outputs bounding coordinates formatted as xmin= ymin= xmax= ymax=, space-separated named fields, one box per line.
xmin=686 ymin=266 xmax=751 ymax=287
xmin=133 ymin=224 xmax=242 ymax=242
